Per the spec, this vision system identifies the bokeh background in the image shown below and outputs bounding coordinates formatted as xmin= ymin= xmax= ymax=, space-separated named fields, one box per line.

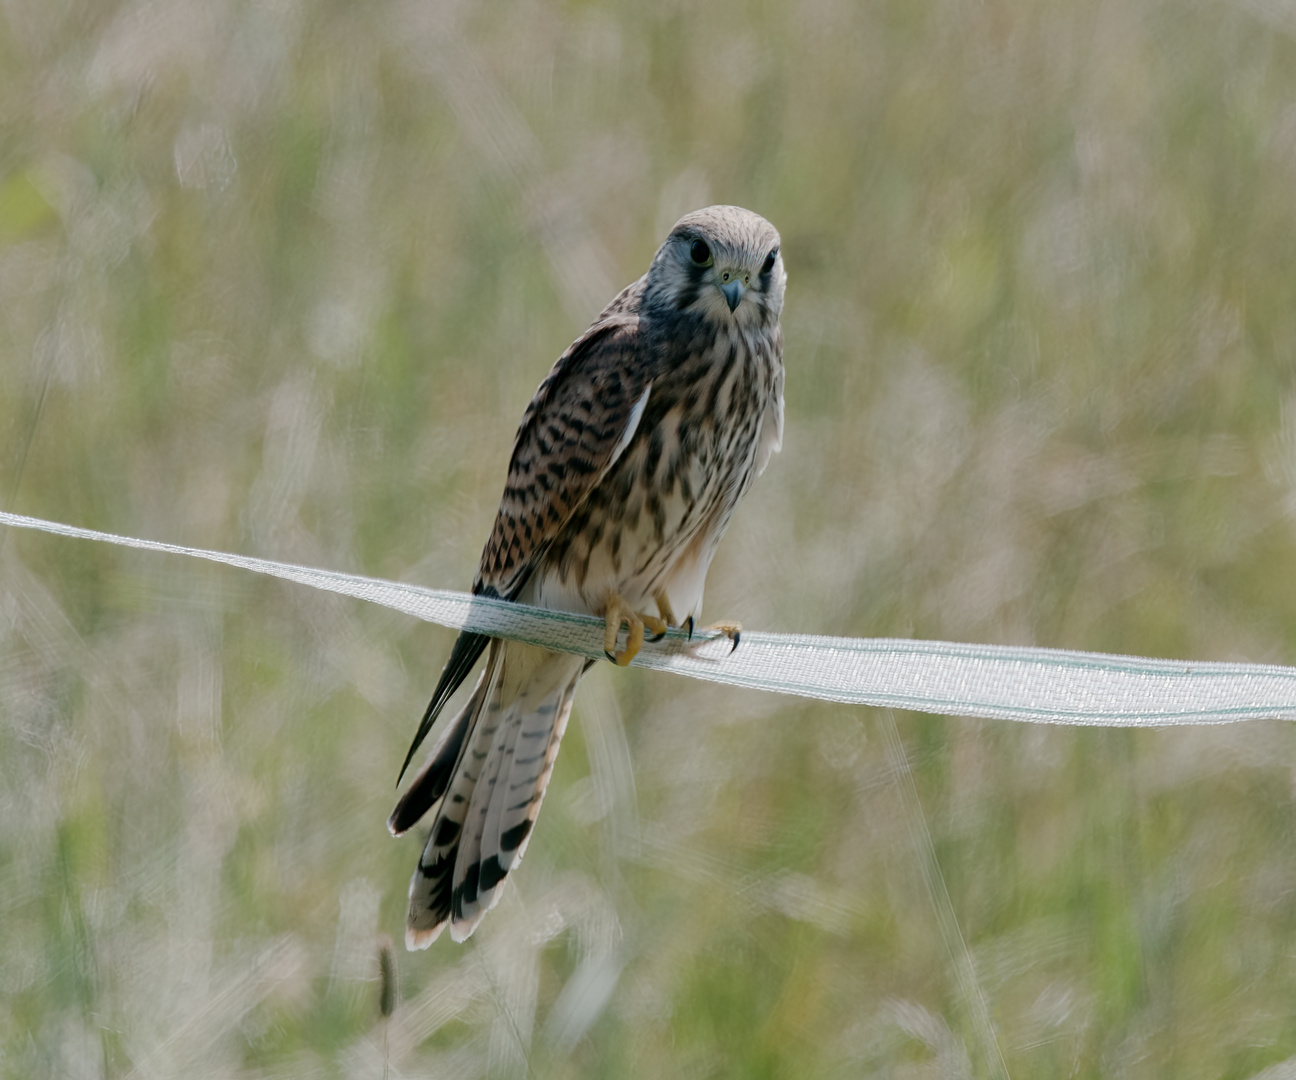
xmin=3 ymin=0 xmax=1296 ymax=1076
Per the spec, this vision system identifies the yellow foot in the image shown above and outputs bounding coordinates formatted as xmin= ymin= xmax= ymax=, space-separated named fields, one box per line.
xmin=674 ymin=614 xmax=741 ymax=652
xmin=706 ymin=621 xmax=743 ymax=654
xmin=649 ymin=591 xmax=677 ymax=642
xmin=603 ymin=594 xmax=668 ymax=667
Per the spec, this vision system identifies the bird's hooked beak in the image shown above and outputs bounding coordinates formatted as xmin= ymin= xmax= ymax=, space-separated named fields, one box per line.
xmin=718 ymin=267 xmax=749 ymax=312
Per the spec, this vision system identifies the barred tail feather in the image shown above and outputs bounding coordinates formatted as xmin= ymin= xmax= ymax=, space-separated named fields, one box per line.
xmin=487 ymin=663 xmax=585 ymax=880
xmin=399 ymin=644 xmax=506 ymax=949
xmin=399 ymin=642 xmax=585 ymax=949
xmin=468 ymin=660 xmax=584 ymax=925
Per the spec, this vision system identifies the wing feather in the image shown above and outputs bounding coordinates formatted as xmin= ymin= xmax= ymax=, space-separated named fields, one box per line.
xmin=474 ymin=316 xmax=653 ymax=599
xmin=395 ymin=629 xmax=489 ymax=784
xmin=396 ymin=315 xmax=650 ymax=784
xmin=754 ymin=347 xmax=785 ymax=478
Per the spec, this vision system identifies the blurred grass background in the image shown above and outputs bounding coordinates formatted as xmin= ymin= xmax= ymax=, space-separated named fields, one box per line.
xmin=3 ymin=0 xmax=1296 ymax=1075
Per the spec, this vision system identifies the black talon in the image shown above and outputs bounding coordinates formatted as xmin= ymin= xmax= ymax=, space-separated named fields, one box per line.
xmin=729 ymin=630 xmax=741 ymax=654
xmin=646 ymin=628 xmax=667 ymax=643
xmin=684 ymin=616 xmax=694 ymax=640
xmin=605 ymin=649 xmax=617 ymax=663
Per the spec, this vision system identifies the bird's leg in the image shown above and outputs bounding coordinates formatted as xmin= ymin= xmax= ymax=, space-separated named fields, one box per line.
xmin=603 ymin=594 xmax=668 ymax=666
xmin=602 ymin=594 xmax=632 ymax=663
xmin=641 ymin=612 xmax=669 ymax=643
xmin=705 ymin=621 xmax=743 ymax=654
xmin=648 ymin=591 xmax=677 ymax=642
xmin=647 ymin=591 xmax=735 ymax=651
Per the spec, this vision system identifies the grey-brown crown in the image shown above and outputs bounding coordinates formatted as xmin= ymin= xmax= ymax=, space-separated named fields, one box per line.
xmin=642 ymin=205 xmax=785 ymax=323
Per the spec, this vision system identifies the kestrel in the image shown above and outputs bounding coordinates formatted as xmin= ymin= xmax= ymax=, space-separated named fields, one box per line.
xmin=389 ymin=205 xmax=787 ymax=948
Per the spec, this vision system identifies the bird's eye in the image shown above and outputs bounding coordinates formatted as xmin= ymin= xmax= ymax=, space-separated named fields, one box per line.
xmin=761 ymin=248 xmax=778 ymax=275
xmin=689 ymin=238 xmax=712 ymax=266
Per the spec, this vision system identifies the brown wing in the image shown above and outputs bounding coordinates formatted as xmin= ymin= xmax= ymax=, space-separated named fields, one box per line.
xmin=395 ymin=313 xmax=651 ymax=787
xmin=474 ymin=315 xmax=652 ymax=599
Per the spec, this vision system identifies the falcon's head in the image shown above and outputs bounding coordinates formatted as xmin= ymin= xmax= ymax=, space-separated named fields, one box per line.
xmin=643 ymin=205 xmax=785 ymax=328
